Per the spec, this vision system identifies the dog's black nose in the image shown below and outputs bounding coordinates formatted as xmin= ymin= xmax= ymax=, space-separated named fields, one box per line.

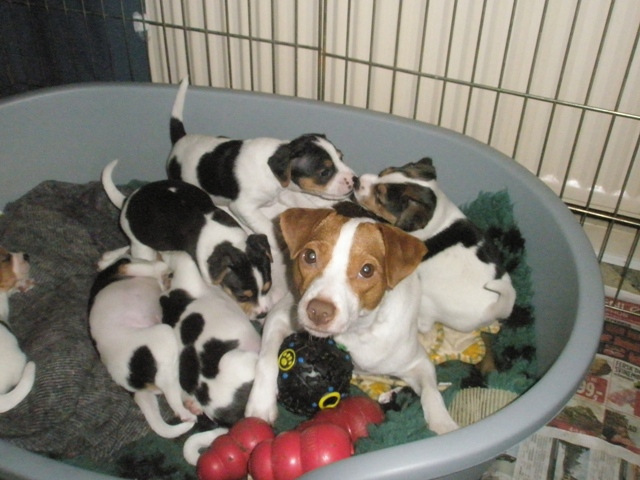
xmin=353 ymin=176 xmax=360 ymax=190
xmin=23 ymin=253 xmax=30 ymax=262
xmin=256 ymin=311 xmax=267 ymax=320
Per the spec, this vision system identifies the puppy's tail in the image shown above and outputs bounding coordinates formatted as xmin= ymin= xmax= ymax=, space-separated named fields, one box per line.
xmin=483 ymin=276 xmax=517 ymax=321
xmin=101 ymin=159 xmax=126 ymax=210
xmin=134 ymin=391 xmax=195 ymax=438
xmin=0 ymin=361 xmax=36 ymax=413
xmin=170 ymin=76 xmax=189 ymax=145
xmin=183 ymin=427 xmax=229 ymax=465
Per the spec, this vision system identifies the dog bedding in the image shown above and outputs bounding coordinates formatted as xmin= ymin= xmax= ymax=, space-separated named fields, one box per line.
xmin=0 ymin=180 xmax=536 ymax=479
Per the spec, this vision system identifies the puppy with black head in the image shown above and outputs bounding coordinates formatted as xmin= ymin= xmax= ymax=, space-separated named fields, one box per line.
xmin=88 ymin=254 xmax=196 ymax=438
xmin=354 ymin=157 xmax=516 ymax=334
xmin=0 ymin=246 xmax=35 ymax=413
xmin=101 ymin=160 xmax=273 ymax=321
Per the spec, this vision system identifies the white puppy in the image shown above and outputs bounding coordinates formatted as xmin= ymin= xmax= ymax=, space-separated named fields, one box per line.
xmin=0 ymin=246 xmax=35 ymax=413
xmin=88 ymin=255 xmax=196 ymax=438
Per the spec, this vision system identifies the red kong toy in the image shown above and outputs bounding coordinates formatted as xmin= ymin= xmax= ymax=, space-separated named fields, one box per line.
xmin=248 ymin=423 xmax=354 ymax=480
xmin=197 ymin=417 xmax=275 ymax=480
xmin=298 ymin=395 xmax=385 ymax=442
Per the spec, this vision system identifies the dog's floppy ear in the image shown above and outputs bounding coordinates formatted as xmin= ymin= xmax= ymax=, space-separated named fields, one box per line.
xmin=279 ymin=208 xmax=336 ymax=258
xmin=395 ymin=185 xmax=438 ymax=232
xmin=376 ymin=223 xmax=427 ymax=289
xmin=207 ymin=242 xmax=247 ymax=284
xmin=267 ymin=144 xmax=293 ymax=187
xmin=246 ymin=233 xmax=273 ymax=264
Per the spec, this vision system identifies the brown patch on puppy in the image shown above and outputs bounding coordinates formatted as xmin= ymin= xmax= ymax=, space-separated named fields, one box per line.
xmin=0 ymin=248 xmax=17 ymax=291
xmin=296 ymin=175 xmax=332 ymax=196
xmin=345 ymin=223 xmax=427 ymax=311
xmin=356 ymin=184 xmax=399 ymax=225
xmin=280 ymin=208 xmax=347 ymax=295
xmin=280 ymin=209 xmax=427 ymax=312
xmin=379 ymin=157 xmax=436 ymax=181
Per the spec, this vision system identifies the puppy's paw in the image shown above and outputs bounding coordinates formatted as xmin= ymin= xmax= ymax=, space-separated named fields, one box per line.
xmin=97 ymin=246 xmax=130 ymax=271
xmin=428 ymin=416 xmax=459 ymax=435
xmin=185 ymin=398 xmax=203 ymax=416
xmin=151 ymin=261 xmax=172 ymax=291
xmin=245 ymin=397 xmax=279 ymax=425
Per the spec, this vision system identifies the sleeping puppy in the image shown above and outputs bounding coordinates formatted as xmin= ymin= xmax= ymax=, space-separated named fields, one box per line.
xmin=160 ymin=251 xmax=260 ymax=427
xmin=246 ymin=208 xmax=458 ymax=435
xmin=88 ymin=255 xmax=196 ymax=438
xmin=0 ymin=247 xmax=36 ymax=413
xmin=165 ymin=77 xmax=357 ymax=244
xmin=101 ymin=160 xmax=273 ymax=321
xmin=354 ymin=157 xmax=516 ymax=334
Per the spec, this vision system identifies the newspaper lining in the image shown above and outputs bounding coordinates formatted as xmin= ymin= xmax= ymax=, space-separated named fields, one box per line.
xmin=482 ymin=296 xmax=640 ymax=480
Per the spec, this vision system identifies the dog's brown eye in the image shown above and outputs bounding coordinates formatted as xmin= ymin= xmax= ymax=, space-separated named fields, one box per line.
xmin=360 ymin=264 xmax=374 ymax=278
xmin=302 ymin=249 xmax=317 ymax=264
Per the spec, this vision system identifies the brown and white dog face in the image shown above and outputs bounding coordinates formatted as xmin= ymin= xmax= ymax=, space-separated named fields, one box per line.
xmin=354 ymin=157 xmax=439 ymax=232
xmin=279 ymin=208 xmax=426 ymax=337
xmin=0 ymin=247 xmax=33 ymax=295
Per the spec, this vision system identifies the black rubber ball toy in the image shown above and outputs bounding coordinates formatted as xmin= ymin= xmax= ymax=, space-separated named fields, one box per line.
xmin=277 ymin=332 xmax=354 ymax=417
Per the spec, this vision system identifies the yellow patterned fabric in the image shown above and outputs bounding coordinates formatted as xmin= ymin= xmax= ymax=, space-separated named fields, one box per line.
xmin=419 ymin=322 xmax=501 ymax=365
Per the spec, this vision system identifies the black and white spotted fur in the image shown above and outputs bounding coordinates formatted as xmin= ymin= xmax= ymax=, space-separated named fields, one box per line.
xmin=354 ymin=157 xmax=516 ymax=333
xmin=160 ymin=252 xmax=260 ymax=427
xmin=88 ymin=255 xmax=196 ymax=438
xmin=101 ymin=160 xmax=273 ymax=320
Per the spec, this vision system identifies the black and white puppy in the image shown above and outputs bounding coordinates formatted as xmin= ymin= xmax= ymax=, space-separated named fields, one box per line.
xmin=101 ymin=160 xmax=273 ymax=320
xmin=165 ymin=77 xmax=357 ymax=244
xmin=160 ymin=252 xmax=260 ymax=427
xmin=354 ymin=157 xmax=516 ymax=334
xmin=88 ymin=255 xmax=196 ymax=438
xmin=0 ymin=247 xmax=35 ymax=413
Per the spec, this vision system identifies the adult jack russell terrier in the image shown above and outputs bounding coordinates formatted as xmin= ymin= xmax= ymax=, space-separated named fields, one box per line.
xmin=160 ymin=251 xmax=261 ymax=427
xmin=245 ymin=208 xmax=459 ymax=435
xmin=0 ymin=246 xmax=36 ymax=413
xmin=88 ymin=255 xmax=196 ymax=438
xmin=101 ymin=160 xmax=273 ymax=321
xmin=354 ymin=157 xmax=516 ymax=334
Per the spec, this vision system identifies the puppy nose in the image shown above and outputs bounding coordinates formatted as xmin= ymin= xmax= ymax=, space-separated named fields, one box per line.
xmin=22 ymin=253 xmax=30 ymax=262
xmin=306 ymin=298 xmax=336 ymax=326
xmin=353 ymin=176 xmax=360 ymax=190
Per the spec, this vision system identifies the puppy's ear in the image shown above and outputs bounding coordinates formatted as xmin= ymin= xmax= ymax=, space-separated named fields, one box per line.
xmin=376 ymin=223 xmax=427 ymax=289
xmin=246 ymin=233 xmax=273 ymax=263
xmin=279 ymin=208 xmax=335 ymax=258
xmin=207 ymin=242 xmax=246 ymax=284
xmin=267 ymin=144 xmax=293 ymax=187
xmin=395 ymin=185 xmax=437 ymax=232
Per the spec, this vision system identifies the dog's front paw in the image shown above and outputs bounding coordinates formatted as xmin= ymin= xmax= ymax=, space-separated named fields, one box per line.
xmin=428 ymin=416 xmax=459 ymax=435
xmin=185 ymin=398 xmax=203 ymax=416
xmin=245 ymin=396 xmax=279 ymax=425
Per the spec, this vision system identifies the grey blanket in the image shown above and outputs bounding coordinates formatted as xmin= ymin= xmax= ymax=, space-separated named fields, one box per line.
xmin=0 ymin=180 xmax=159 ymax=463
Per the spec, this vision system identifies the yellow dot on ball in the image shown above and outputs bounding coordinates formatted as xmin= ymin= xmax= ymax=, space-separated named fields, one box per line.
xmin=278 ymin=348 xmax=297 ymax=371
